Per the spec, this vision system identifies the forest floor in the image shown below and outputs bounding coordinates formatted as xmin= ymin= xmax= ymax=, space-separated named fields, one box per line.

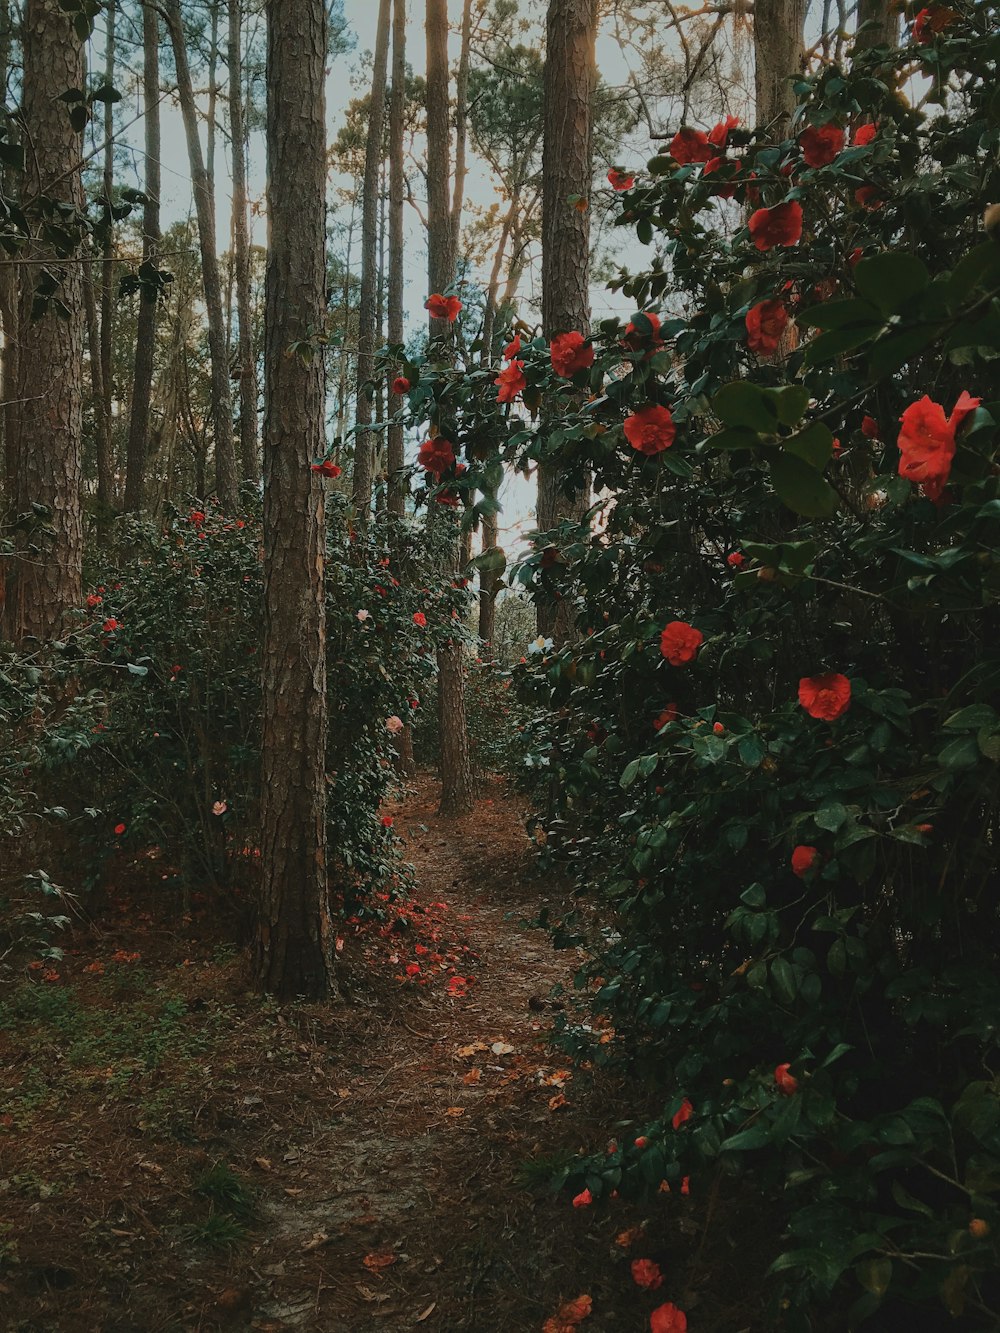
xmin=0 ymin=775 xmax=772 ymax=1333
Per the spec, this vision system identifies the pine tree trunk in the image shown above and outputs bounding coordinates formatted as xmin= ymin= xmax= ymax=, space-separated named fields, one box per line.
xmin=83 ymin=251 xmax=115 ymax=511
xmin=753 ymin=0 xmax=807 ymax=135
xmin=0 ymin=0 xmax=84 ymax=643
xmin=0 ymin=0 xmax=15 ymax=500
xmin=353 ymin=0 xmax=391 ymax=531
xmin=124 ymin=0 xmax=162 ymax=514
xmin=853 ymin=0 xmax=898 ymax=53
xmin=538 ymin=0 xmax=596 ymax=643
xmin=165 ymin=0 xmax=238 ymax=512
xmin=387 ymin=0 xmax=406 ymax=518
xmin=478 ymin=507 xmax=499 ymax=653
xmin=450 ymin=0 xmax=473 ymax=261
xmin=228 ymin=0 xmax=258 ymax=483
xmin=257 ymin=0 xmax=336 ymax=1001
xmin=98 ymin=0 xmax=116 ymax=487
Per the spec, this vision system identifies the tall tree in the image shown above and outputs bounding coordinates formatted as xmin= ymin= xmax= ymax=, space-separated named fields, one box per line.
xmin=386 ymin=0 xmax=406 ymax=518
xmin=165 ymin=0 xmax=238 ymax=510
xmin=228 ymin=0 xmax=258 ymax=482
xmin=853 ymin=0 xmax=899 ymax=54
xmin=426 ymin=0 xmax=474 ymax=817
xmin=754 ymin=0 xmax=807 ymax=134
xmin=257 ymin=0 xmax=336 ymax=999
xmin=0 ymin=0 xmax=85 ymax=642
xmin=0 ymin=0 xmax=15 ymax=500
xmin=82 ymin=247 xmax=115 ymax=510
xmin=537 ymin=0 xmax=597 ymax=642
xmin=124 ymin=0 xmax=162 ymax=512
xmin=352 ymin=0 xmax=391 ymax=529
xmin=450 ymin=0 xmax=474 ymax=261
xmin=98 ymin=0 xmax=116 ymax=488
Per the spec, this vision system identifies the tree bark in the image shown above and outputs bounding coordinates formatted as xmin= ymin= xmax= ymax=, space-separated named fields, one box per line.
xmin=478 ymin=507 xmax=499 ymax=653
xmin=352 ymin=0 xmax=391 ymax=531
xmin=0 ymin=0 xmax=15 ymax=500
xmin=98 ymin=0 xmax=116 ymax=490
xmin=387 ymin=0 xmax=406 ymax=517
xmin=753 ymin=0 xmax=807 ymax=136
xmin=450 ymin=0 xmax=473 ymax=263
xmin=0 ymin=0 xmax=84 ymax=643
xmin=124 ymin=0 xmax=162 ymax=513
xmin=257 ymin=0 xmax=336 ymax=1001
xmin=853 ymin=0 xmax=898 ymax=54
xmin=165 ymin=0 xmax=238 ymax=511
xmin=228 ymin=0 xmax=258 ymax=483
xmin=538 ymin=0 xmax=596 ymax=643
xmin=83 ymin=250 xmax=115 ymax=511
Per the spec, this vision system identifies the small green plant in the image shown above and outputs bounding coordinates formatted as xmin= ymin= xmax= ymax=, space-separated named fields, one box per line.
xmin=194 ymin=1161 xmax=255 ymax=1222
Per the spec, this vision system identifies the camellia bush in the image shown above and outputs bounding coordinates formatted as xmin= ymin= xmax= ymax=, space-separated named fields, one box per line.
xmin=403 ymin=3 xmax=1000 ymax=1326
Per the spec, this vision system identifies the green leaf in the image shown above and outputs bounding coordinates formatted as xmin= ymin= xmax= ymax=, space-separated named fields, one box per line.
xmin=713 ymin=382 xmax=779 ymax=434
xmin=704 ymin=426 xmax=760 ymax=451
xmin=856 ymin=1257 xmax=893 ymax=1299
xmin=770 ymin=452 xmax=838 ymax=517
xmin=770 ymin=956 xmax=798 ymax=1005
xmin=868 ymin=325 xmax=942 ymax=380
xmin=815 ymin=801 xmax=848 ymax=832
xmin=620 ymin=758 xmax=641 ymax=789
xmin=943 ymin=704 xmax=998 ymax=730
xmin=855 ymin=253 xmax=930 ymax=315
xmin=805 ymin=323 xmax=882 ymax=365
xmin=937 ymin=735 xmax=981 ymax=770
xmin=800 ymin=297 xmax=881 ymax=330
xmin=720 ymin=1124 xmax=771 ymax=1152
xmin=784 ymin=422 xmax=835 ymax=469
xmin=767 ymin=385 xmax=811 ymax=426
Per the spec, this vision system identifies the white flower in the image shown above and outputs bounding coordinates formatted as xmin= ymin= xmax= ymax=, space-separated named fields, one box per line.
xmin=385 ymin=715 xmax=404 ymax=735
xmin=212 ymin=801 xmax=227 ymax=816
xmin=356 ymin=609 xmax=370 ymax=622
xmin=527 ymin=635 xmax=553 ymax=656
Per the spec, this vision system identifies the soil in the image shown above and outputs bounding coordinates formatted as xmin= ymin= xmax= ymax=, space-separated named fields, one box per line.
xmin=0 ymin=775 xmax=772 ymax=1332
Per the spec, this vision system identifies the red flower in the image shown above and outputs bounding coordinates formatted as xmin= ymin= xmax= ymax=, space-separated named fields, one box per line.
xmin=381 ymin=816 xmax=393 ymax=828
xmin=608 ymin=167 xmax=635 ymax=191
xmin=854 ymin=185 xmax=882 ymax=210
xmin=713 ymin=722 xmax=724 ymax=735
xmin=447 ymin=975 xmax=468 ymax=996
xmin=726 ymin=552 xmax=744 ymax=569
xmin=702 ymin=155 xmax=737 ymax=198
xmin=572 ymin=1188 xmax=593 ymax=1208
xmin=624 ymin=404 xmax=676 ymax=455
xmin=622 ymin=311 xmax=663 ymax=350
xmin=707 ymin=114 xmax=740 ymax=149
xmin=189 ymin=510 xmax=206 ymax=524
xmin=102 ymin=618 xmax=121 ymax=633
xmin=417 ymin=437 xmax=456 ymax=477
xmin=861 ymin=414 xmax=880 ymax=439
xmin=848 ymin=247 xmax=864 ymax=269
xmin=412 ymin=612 xmax=427 ymax=627
xmin=86 ymin=593 xmax=102 ymax=608
xmin=745 ymin=299 xmax=789 ymax=356
xmin=634 ymin=1136 xmax=649 ymax=1148
xmin=799 ymin=122 xmax=845 ymax=167
xmin=114 ymin=822 xmax=126 ymax=836
xmin=913 ymin=6 xmax=956 ymax=43
xmin=791 ymin=845 xmax=819 ymax=877
xmin=748 ymin=201 xmax=803 ymax=250
xmin=495 ymin=359 xmax=526 ymax=404
xmin=798 ymin=672 xmax=851 ymax=721
xmin=854 ymin=122 xmax=878 ymax=146
xmin=311 ymin=460 xmax=342 ymax=478
xmin=668 ymin=126 xmax=713 ymax=165
xmin=550 ymin=331 xmax=594 ymax=377
xmin=775 ymin=1062 xmax=799 ymax=1095
xmin=660 ymin=622 xmax=703 ymax=667
xmin=425 ymin=292 xmax=462 ymax=322
xmin=631 ymin=1259 xmax=664 ymax=1291
xmin=653 ymin=703 xmax=678 ymax=731
xmin=672 ymin=1097 xmax=694 ymax=1130
xmin=897 ymin=391 xmax=981 ymax=501
xmin=502 ymin=334 xmax=522 ymax=360
xmin=650 ymin=1302 xmax=687 ymax=1333
xmin=391 ymin=375 xmax=411 ymax=395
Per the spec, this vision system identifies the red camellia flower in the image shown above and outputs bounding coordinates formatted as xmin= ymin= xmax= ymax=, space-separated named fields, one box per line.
xmin=745 ymin=299 xmax=789 ymax=356
xmin=713 ymin=722 xmax=725 ymax=735
xmin=412 ymin=612 xmax=427 ymax=627
xmin=702 ymin=155 xmax=737 ymax=198
xmin=708 ymin=113 xmax=740 ymax=149
xmin=775 ymin=1062 xmax=799 ymax=1095
xmin=854 ymin=121 xmax=878 ymax=146
xmin=608 ymin=167 xmax=635 ymax=191
xmin=660 ymin=622 xmax=702 ymax=667
xmin=622 ymin=311 xmax=663 ymax=350
xmin=550 ymin=330 xmax=594 ymax=377
xmin=624 ymin=404 xmax=676 ymax=455
xmin=798 ymin=672 xmax=852 ymax=721
xmin=495 ymin=359 xmax=526 ymax=404
xmin=572 ymin=1188 xmax=593 ymax=1208
xmin=634 ymin=1135 xmax=649 ymax=1148
xmin=381 ymin=816 xmax=393 ymax=828
xmin=854 ymin=185 xmax=882 ymax=210
xmin=799 ymin=122 xmax=845 ymax=167
xmin=861 ymin=414 xmax=880 ymax=439
xmin=672 ymin=1097 xmax=694 ymax=1130
xmin=311 ymin=460 xmax=342 ymax=478
xmin=502 ymin=334 xmax=522 ymax=360
xmin=897 ymin=391 xmax=981 ymax=501
xmin=748 ymin=200 xmax=803 ymax=250
xmin=650 ymin=1302 xmax=687 ymax=1333
xmin=416 ymin=437 xmax=456 ymax=477
xmin=668 ymin=126 xmax=713 ymax=165
xmin=114 ymin=822 xmax=126 ymax=836
xmin=189 ymin=510 xmax=206 ymax=525
xmin=727 ymin=552 xmax=745 ymax=569
xmin=391 ymin=375 xmax=410 ymax=396
xmin=86 ymin=593 xmax=102 ymax=608
xmin=913 ymin=5 xmax=956 ymax=43
xmin=631 ymin=1259 xmax=664 ymax=1291
xmin=425 ymin=292 xmax=462 ymax=322
xmin=102 ymin=618 xmax=121 ymax=633
xmin=653 ymin=703 xmax=678 ymax=731
xmin=791 ymin=845 xmax=819 ymax=877
xmin=848 ymin=246 xmax=864 ymax=269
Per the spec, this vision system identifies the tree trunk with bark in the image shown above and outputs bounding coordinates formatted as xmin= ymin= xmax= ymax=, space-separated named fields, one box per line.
xmin=352 ymin=0 xmax=391 ymax=531
xmin=0 ymin=0 xmax=85 ymax=643
xmin=853 ymin=0 xmax=898 ymax=54
xmin=0 ymin=0 xmax=15 ymax=500
xmin=98 ymin=0 xmax=116 ymax=500
xmin=165 ymin=0 xmax=238 ymax=511
xmin=478 ymin=507 xmax=499 ymax=652
xmin=124 ymin=0 xmax=162 ymax=513
xmin=538 ymin=0 xmax=596 ymax=643
xmin=228 ymin=0 xmax=258 ymax=483
xmin=450 ymin=0 xmax=473 ymax=262
xmin=257 ymin=0 xmax=336 ymax=1001
xmin=753 ymin=0 xmax=807 ymax=136
xmin=83 ymin=250 xmax=115 ymax=510
xmin=386 ymin=0 xmax=406 ymax=517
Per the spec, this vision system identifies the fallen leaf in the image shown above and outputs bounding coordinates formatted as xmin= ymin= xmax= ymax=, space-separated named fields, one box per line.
xmin=254 ymin=1156 xmax=273 ymax=1171
xmin=490 ymin=1041 xmax=515 ymax=1056
xmin=548 ymin=1093 xmax=569 ymax=1111
xmin=284 ymin=1187 xmax=303 ymax=1196
xmin=357 ymin=1284 xmax=391 ymax=1303
xmin=415 ymin=1302 xmax=436 ymax=1322
xmin=301 ymin=1231 xmax=329 ymax=1252
xmin=444 ymin=1106 xmax=465 ymax=1117
xmin=463 ymin=1068 xmax=482 ymax=1085
xmin=363 ymin=1252 xmax=397 ymax=1271
xmin=456 ymin=1042 xmax=487 ymax=1058
xmin=615 ymin=1225 xmax=645 ymax=1248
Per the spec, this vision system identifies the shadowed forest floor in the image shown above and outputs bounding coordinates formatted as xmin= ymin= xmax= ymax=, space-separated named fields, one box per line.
xmin=1 ymin=776 xmax=772 ymax=1331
